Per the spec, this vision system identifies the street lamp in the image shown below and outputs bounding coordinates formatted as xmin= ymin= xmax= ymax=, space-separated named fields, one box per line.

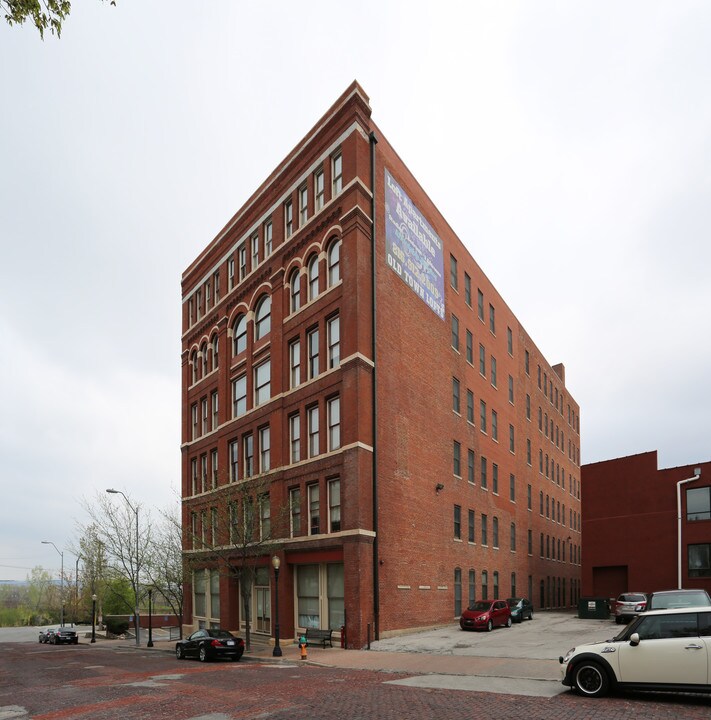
xmin=271 ymin=554 xmax=282 ymax=657
xmin=147 ymin=589 xmax=154 ymax=647
xmin=42 ymin=541 xmax=64 ymax=627
xmin=91 ymin=594 xmax=97 ymax=643
xmin=106 ymin=488 xmax=141 ymax=646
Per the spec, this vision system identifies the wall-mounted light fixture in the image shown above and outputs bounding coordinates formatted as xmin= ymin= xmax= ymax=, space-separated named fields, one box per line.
xmin=435 ymin=483 xmax=445 ymax=493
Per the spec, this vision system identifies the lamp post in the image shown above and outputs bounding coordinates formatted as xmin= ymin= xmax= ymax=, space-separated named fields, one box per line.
xmin=271 ymin=555 xmax=282 ymax=657
xmin=91 ymin=594 xmax=97 ymax=643
xmin=42 ymin=541 xmax=64 ymax=627
xmin=147 ymin=589 xmax=154 ymax=647
xmin=106 ymin=488 xmax=141 ymax=646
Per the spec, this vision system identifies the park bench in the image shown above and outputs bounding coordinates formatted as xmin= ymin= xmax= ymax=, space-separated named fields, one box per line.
xmin=305 ymin=627 xmax=333 ymax=648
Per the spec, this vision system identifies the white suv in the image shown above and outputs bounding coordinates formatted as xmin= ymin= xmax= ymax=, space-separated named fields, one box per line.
xmin=559 ymin=606 xmax=711 ymax=697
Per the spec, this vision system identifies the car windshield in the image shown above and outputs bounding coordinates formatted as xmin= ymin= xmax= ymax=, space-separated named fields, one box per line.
xmin=207 ymin=629 xmax=234 ymax=638
xmin=507 ymin=598 xmax=522 ymax=608
xmin=467 ymin=601 xmax=492 ymax=612
xmin=612 ymin=614 xmax=645 ymax=641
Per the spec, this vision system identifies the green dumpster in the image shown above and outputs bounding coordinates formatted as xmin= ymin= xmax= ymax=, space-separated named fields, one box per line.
xmin=578 ymin=597 xmax=610 ymax=619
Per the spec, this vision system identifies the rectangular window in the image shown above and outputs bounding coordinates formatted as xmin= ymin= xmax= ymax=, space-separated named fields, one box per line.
xmin=453 ymin=440 xmax=461 ymax=476
xmin=289 ymin=413 xmax=301 ymax=463
xmin=491 ymin=409 xmax=498 ymax=440
xmin=264 ymin=219 xmax=273 ymax=256
xmin=327 ymin=315 xmax=340 ymax=368
xmin=327 ymin=563 xmax=345 ymax=631
xmin=259 ymin=426 xmax=270 ymax=473
xmin=477 ymin=289 xmax=484 ymax=321
xmin=525 ymin=349 xmax=530 ymax=375
xmin=308 ymin=483 xmax=320 ymax=535
xmin=290 ymin=488 xmax=301 ymax=537
xmin=328 ymin=479 xmax=341 ymax=532
xmin=509 ymin=424 xmax=515 ymax=453
xmin=289 ymin=339 xmax=301 ymax=388
xmin=259 ymin=494 xmax=270 ymax=540
xmin=238 ymin=244 xmax=247 ymax=281
xmin=508 ymin=375 xmax=514 ymax=404
xmin=297 ymin=564 xmax=319 ymax=628
xmin=493 ymin=517 xmax=499 ymax=548
xmin=507 ymin=327 xmax=513 ymax=355
xmin=229 ymin=440 xmax=239 ymax=481
xmin=481 ymin=514 xmax=488 ymax=545
xmin=285 ymin=199 xmax=293 ymax=237
xmin=193 ymin=569 xmax=206 ymax=615
xmin=308 ymin=405 xmax=319 ymax=457
xmin=687 ymin=487 xmax=711 ymax=521
xmin=528 ymin=529 xmax=533 ymax=555
xmin=191 ymin=403 xmax=198 ymax=439
xmin=452 ymin=377 xmax=460 ymax=413
xmin=254 ymin=360 xmax=271 ymax=406
xmin=200 ymin=454 xmax=208 ymax=493
xmin=468 ymin=509 xmax=475 ymax=542
xmin=251 ymin=232 xmax=259 ymax=269
xmin=191 ymin=458 xmax=198 ymax=495
xmin=450 ymin=254 xmax=458 ymax=290
xmin=214 ymin=270 xmax=220 ymax=302
xmin=467 ymin=449 xmax=475 ymax=484
xmin=299 ymin=185 xmax=308 ymax=226
xmin=332 ymin=152 xmax=343 ymax=195
xmin=451 ymin=314 xmax=459 ymax=350
xmin=454 ymin=504 xmax=461 ymax=539
xmin=243 ymin=434 xmax=253 ymax=477
xmin=509 ymin=474 xmax=515 ymax=502
xmin=511 ymin=523 xmax=516 ymax=551
xmin=327 ymin=396 xmax=341 ymax=451
xmin=481 ymin=456 xmax=488 ymax=489
xmin=480 ymin=400 xmax=487 ymax=433
xmin=464 ymin=273 xmax=471 ymax=306
xmin=489 ymin=304 xmax=495 ymax=334
xmin=493 ymin=571 xmax=499 ymax=600
xmin=526 ymin=393 xmax=531 ymax=420
xmin=201 ymin=397 xmax=208 ymax=435
xmin=688 ymin=544 xmax=711 ymax=577
xmin=479 ymin=344 xmax=486 ymax=376
xmin=527 ymin=484 xmax=532 ymax=510
xmin=211 ymin=449 xmax=218 ymax=489
xmin=491 ymin=356 xmax=497 ymax=387
xmin=211 ymin=390 xmax=219 ymax=430
xmin=228 ymin=257 xmax=235 ymax=290
xmin=466 ymin=390 xmax=474 ymax=424
xmin=492 ymin=463 xmax=499 ymax=494
xmin=314 ymin=169 xmax=325 ymax=211
xmin=466 ymin=330 xmax=473 ymax=364
xmin=307 ymin=327 xmax=319 ymax=379
xmin=232 ymin=375 xmax=246 ymax=417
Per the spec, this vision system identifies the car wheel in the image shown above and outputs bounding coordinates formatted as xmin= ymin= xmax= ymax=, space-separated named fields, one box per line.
xmin=486 ymin=620 xmax=493 ymax=632
xmin=199 ymin=645 xmax=209 ymax=662
xmin=176 ymin=645 xmax=185 ymax=660
xmin=572 ymin=661 xmax=610 ymax=698
xmin=506 ymin=617 xmax=512 ymax=628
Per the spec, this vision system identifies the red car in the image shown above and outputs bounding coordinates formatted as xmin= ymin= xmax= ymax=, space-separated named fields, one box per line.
xmin=460 ymin=599 xmax=512 ymax=631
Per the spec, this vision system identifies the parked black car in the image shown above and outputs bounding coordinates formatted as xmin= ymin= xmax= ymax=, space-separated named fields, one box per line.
xmin=507 ymin=597 xmax=534 ymax=622
xmin=175 ymin=629 xmax=245 ymax=662
xmin=48 ymin=628 xmax=79 ymax=645
xmin=38 ymin=629 xmax=52 ymax=643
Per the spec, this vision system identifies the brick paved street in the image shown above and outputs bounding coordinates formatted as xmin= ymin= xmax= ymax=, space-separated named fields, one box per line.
xmin=0 ymin=643 xmax=710 ymax=720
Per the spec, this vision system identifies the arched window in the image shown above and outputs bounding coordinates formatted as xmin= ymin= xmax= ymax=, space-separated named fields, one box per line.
xmin=254 ymin=295 xmax=271 ymax=340
xmin=308 ymin=255 xmax=319 ymax=301
xmin=233 ymin=315 xmax=247 ymax=356
xmin=191 ymin=350 xmax=198 ymax=384
xmin=211 ymin=335 xmax=219 ymax=371
xmin=200 ymin=342 xmax=208 ymax=378
xmin=289 ymin=269 xmax=301 ymax=313
xmin=327 ymin=238 xmax=341 ymax=286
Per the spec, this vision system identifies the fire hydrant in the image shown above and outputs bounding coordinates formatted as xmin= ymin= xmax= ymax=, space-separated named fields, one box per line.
xmin=299 ymin=634 xmax=307 ymax=660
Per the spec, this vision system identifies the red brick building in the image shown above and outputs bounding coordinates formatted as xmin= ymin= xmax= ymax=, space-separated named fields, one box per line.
xmin=180 ymin=82 xmax=582 ymax=648
xmin=581 ymin=451 xmax=711 ymax=600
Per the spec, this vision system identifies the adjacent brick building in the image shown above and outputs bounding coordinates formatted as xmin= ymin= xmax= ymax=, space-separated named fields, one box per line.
xmin=181 ymin=82 xmax=582 ymax=648
xmin=581 ymin=451 xmax=711 ymax=599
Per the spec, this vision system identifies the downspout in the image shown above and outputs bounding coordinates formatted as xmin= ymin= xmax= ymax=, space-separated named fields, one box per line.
xmin=369 ymin=130 xmax=379 ymax=640
xmin=677 ymin=467 xmax=701 ymax=589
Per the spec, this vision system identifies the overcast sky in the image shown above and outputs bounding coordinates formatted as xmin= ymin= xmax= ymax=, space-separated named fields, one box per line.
xmin=1 ymin=1 xmax=710 ymax=583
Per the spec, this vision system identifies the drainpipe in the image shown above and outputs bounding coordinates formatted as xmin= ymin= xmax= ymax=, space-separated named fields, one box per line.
xmin=677 ymin=468 xmax=701 ymax=589
xmin=369 ymin=130 xmax=379 ymax=640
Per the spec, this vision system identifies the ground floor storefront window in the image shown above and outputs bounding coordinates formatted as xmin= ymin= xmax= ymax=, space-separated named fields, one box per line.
xmin=296 ymin=562 xmax=344 ymax=631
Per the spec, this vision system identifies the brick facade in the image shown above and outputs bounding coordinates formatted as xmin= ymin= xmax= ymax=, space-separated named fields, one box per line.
xmin=581 ymin=451 xmax=711 ymax=599
xmin=180 ymin=82 xmax=582 ymax=648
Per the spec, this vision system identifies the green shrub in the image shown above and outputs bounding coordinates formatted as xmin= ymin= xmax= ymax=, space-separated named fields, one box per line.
xmin=105 ymin=618 xmax=129 ymax=636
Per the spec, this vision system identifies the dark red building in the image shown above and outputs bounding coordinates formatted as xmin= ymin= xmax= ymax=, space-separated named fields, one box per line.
xmin=581 ymin=451 xmax=711 ymax=599
xmin=180 ymin=82 xmax=582 ymax=648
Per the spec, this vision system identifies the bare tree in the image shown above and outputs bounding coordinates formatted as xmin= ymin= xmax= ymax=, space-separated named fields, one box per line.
xmin=81 ymin=490 xmax=152 ymax=642
xmin=75 ymin=523 xmax=108 ymax=623
xmin=182 ymin=474 xmax=288 ymax=651
xmin=144 ymin=502 xmax=185 ymax=638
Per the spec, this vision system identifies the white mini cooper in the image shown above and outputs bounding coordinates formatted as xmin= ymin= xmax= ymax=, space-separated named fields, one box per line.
xmin=560 ymin=606 xmax=711 ymax=697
